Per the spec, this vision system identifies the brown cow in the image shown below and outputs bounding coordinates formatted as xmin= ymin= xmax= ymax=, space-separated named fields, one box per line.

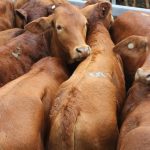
xmin=25 ymin=3 xmax=90 ymax=64
xmin=113 ymin=35 xmax=148 ymax=89
xmin=0 ymin=57 xmax=68 ymax=150
xmin=0 ymin=28 xmax=24 ymax=46
xmin=110 ymin=11 xmax=150 ymax=44
xmin=0 ymin=29 xmax=50 ymax=87
xmin=15 ymin=0 xmax=67 ymax=28
xmin=0 ymin=3 xmax=90 ymax=87
xmin=48 ymin=1 xmax=125 ymax=150
xmin=0 ymin=0 xmax=15 ymax=31
xmin=117 ymin=41 xmax=150 ymax=150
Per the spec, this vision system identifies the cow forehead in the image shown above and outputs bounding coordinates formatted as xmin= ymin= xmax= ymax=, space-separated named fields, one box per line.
xmin=54 ymin=6 xmax=87 ymax=23
xmin=54 ymin=13 xmax=86 ymax=26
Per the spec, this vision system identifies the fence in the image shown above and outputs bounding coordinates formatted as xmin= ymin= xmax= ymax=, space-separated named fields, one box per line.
xmin=69 ymin=0 xmax=150 ymax=16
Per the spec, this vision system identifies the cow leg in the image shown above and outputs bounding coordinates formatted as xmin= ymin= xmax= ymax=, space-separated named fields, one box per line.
xmin=145 ymin=0 xmax=150 ymax=8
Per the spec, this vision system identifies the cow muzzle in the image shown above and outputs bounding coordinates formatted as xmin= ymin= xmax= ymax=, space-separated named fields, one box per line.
xmin=75 ymin=45 xmax=91 ymax=59
xmin=135 ymin=68 xmax=150 ymax=84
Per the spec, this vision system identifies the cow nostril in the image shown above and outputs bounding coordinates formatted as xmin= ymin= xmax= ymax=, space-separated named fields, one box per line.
xmin=76 ymin=48 xmax=82 ymax=53
xmin=146 ymin=74 xmax=150 ymax=79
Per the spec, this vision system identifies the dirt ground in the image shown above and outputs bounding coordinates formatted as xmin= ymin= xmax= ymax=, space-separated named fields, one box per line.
xmin=116 ymin=0 xmax=150 ymax=8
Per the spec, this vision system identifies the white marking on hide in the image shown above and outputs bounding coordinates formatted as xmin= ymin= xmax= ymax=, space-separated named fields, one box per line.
xmin=128 ymin=43 xmax=135 ymax=49
xmin=11 ymin=47 xmax=22 ymax=59
xmin=141 ymin=13 xmax=149 ymax=17
xmin=88 ymin=72 xmax=107 ymax=78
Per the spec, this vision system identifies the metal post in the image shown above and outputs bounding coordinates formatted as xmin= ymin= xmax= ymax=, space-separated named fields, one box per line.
xmin=111 ymin=0 xmax=116 ymax=4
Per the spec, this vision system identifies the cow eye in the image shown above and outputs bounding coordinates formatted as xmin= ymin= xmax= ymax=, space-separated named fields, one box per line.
xmin=56 ymin=25 xmax=62 ymax=31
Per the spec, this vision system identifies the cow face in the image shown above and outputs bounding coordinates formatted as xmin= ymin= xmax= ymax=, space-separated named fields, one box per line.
xmin=113 ymin=35 xmax=148 ymax=85
xmin=51 ymin=3 xmax=91 ymax=63
xmin=25 ymin=3 xmax=91 ymax=63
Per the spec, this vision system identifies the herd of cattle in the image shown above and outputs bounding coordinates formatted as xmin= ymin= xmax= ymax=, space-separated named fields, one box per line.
xmin=0 ymin=0 xmax=149 ymax=149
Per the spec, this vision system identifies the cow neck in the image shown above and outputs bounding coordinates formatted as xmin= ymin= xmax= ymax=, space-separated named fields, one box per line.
xmin=50 ymin=30 xmax=69 ymax=61
xmin=64 ymin=24 xmax=115 ymax=87
xmin=87 ymin=23 xmax=114 ymax=55
xmin=122 ymin=81 xmax=150 ymax=120
xmin=87 ymin=23 xmax=125 ymax=109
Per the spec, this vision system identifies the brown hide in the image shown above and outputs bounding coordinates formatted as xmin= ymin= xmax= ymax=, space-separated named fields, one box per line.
xmin=113 ymin=35 xmax=148 ymax=89
xmin=26 ymin=3 xmax=90 ymax=63
xmin=117 ymin=38 xmax=150 ymax=150
xmin=15 ymin=0 xmax=67 ymax=28
xmin=0 ymin=28 xmax=24 ymax=46
xmin=14 ymin=0 xmax=29 ymax=9
xmin=0 ymin=29 xmax=50 ymax=87
xmin=118 ymin=82 xmax=150 ymax=150
xmin=48 ymin=2 xmax=125 ymax=150
xmin=0 ymin=0 xmax=15 ymax=31
xmin=110 ymin=11 xmax=150 ymax=44
xmin=0 ymin=57 xmax=68 ymax=150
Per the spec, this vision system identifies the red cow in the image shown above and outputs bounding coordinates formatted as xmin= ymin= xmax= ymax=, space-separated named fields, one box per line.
xmin=117 ymin=38 xmax=150 ymax=150
xmin=113 ymin=35 xmax=148 ymax=89
xmin=48 ymin=1 xmax=125 ymax=150
xmin=110 ymin=11 xmax=150 ymax=44
xmin=0 ymin=57 xmax=68 ymax=149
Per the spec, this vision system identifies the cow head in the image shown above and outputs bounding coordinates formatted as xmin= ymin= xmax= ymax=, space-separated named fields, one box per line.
xmin=15 ymin=0 xmax=54 ymax=28
xmin=81 ymin=0 xmax=114 ymax=31
xmin=135 ymin=37 xmax=150 ymax=85
xmin=25 ymin=3 xmax=91 ymax=63
xmin=113 ymin=35 xmax=148 ymax=87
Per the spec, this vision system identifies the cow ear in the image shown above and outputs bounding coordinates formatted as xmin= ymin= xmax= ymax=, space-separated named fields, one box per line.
xmin=98 ymin=2 xmax=111 ymax=18
xmin=15 ymin=9 xmax=27 ymax=22
xmin=15 ymin=9 xmax=28 ymax=28
xmin=24 ymin=15 xmax=53 ymax=34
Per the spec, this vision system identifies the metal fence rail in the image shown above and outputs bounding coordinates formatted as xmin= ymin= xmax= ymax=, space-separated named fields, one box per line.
xmin=69 ymin=0 xmax=150 ymax=16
